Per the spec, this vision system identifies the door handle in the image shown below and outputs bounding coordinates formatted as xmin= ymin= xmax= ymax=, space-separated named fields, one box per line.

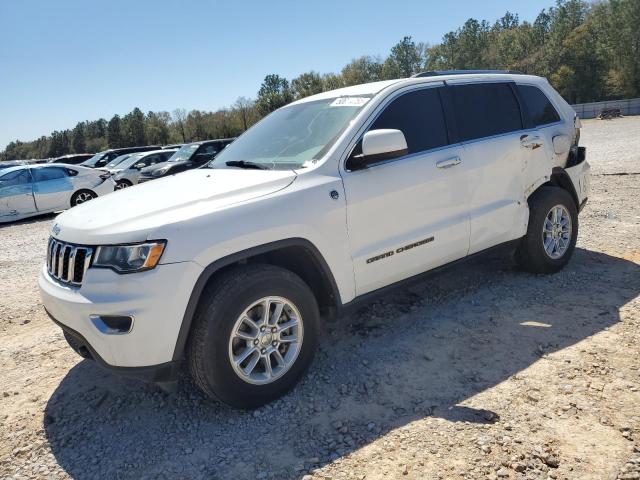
xmin=436 ymin=156 xmax=461 ymax=169
xmin=520 ymin=135 xmax=543 ymax=150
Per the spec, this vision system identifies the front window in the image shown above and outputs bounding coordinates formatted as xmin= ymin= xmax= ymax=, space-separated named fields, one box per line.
xmin=167 ymin=144 xmax=199 ymax=162
xmin=208 ymin=96 xmax=371 ymax=170
xmin=0 ymin=169 xmax=31 ymax=187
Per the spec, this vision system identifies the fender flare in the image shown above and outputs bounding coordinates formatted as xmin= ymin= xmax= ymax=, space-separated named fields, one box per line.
xmin=171 ymin=238 xmax=341 ymax=361
xmin=549 ymin=167 xmax=580 ymax=209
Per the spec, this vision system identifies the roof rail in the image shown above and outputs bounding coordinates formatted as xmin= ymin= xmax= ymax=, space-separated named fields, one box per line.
xmin=412 ymin=69 xmax=524 ymax=78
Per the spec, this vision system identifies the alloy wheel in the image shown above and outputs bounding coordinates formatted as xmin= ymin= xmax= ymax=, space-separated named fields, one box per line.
xmin=542 ymin=204 xmax=572 ymax=259
xmin=228 ymin=296 xmax=303 ymax=385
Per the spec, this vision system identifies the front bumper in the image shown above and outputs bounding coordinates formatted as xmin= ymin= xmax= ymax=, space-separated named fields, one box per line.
xmin=47 ymin=310 xmax=181 ymax=383
xmin=39 ymin=260 xmax=203 ymax=370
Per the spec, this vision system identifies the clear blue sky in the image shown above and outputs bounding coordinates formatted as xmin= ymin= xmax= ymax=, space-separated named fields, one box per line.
xmin=0 ymin=0 xmax=552 ymax=151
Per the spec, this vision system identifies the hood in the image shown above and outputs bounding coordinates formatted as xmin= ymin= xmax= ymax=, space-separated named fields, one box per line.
xmin=53 ymin=168 xmax=296 ymax=244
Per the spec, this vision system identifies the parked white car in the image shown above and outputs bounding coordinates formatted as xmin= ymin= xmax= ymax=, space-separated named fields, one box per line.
xmin=0 ymin=164 xmax=115 ymax=223
xmin=40 ymin=71 xmax=590 ymax=408
xmin=109 ymin=149 xmax=177 ymax=189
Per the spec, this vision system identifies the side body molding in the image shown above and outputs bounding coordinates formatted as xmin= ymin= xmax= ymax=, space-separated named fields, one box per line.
xmin=172 ymin=238 xmax=341 ymax=361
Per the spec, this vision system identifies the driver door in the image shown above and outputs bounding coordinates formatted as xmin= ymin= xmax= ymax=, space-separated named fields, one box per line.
xmin=0 ymin=169 xmax=36 ymax=218
xmin=341 ymin=84 xmax=471 ymax=296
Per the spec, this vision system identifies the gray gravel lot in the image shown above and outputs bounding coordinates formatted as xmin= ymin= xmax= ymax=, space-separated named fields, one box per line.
xmin=1 ymin=117 xmax=639 ymax=480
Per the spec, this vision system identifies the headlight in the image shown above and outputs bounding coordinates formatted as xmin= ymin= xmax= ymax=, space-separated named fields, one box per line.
xmin=93 ymin=241 xmax=166 ymax=273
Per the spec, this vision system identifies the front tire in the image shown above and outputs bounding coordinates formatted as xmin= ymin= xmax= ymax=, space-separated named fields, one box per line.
xmin=187 ymin=264 xmax=320 ymax=409
xmin=516 ymin=186 xmax=578 ymax=274
xmin=115 ymin=179 xmax=132 ymax=190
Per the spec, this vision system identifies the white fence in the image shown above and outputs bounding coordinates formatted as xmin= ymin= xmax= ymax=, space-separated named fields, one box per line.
xmin=571 ymin=98 xmax=640 ymax=119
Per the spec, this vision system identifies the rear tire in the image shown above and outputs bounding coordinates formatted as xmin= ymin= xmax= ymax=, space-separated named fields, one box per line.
xmin=516 ymin=186 xmax=578 ymax=274
xmin=187 ymin=264 xmax=320 ymax=409
xmin=70 ymin=190 xmax=97 ymax=207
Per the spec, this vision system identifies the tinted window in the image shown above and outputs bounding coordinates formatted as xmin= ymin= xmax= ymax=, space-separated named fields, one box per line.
xmin=34 ymin=167 xmax=67 ymax=182
xmin=449 ymin=83 xmax=522 ymax=142
xmin=370 ymin=88 xmax=448 ymax=154
xmin=517 ymin=84 xmax=561 ymax=127
xmin=0 ymin=169 xmax=31 ymax=187
xmin=141 ymin=154 xmax=162 ymax=166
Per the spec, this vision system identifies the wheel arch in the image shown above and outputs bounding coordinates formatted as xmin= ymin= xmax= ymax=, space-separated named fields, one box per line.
xmin=172 ymin=238 xmax=341 ymax=361
xmin=533 ymin=167 xmax=579 ymax=209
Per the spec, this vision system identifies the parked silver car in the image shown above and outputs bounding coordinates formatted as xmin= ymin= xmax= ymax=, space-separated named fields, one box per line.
xmin=110 ymin=149 xmax=177 ymax=189
xmin=0 ymin=164 xmax=115 ymax=223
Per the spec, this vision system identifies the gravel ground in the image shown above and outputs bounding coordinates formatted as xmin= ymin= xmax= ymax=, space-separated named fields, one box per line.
xmin=1 ymin=117 xmax=639 ymax=480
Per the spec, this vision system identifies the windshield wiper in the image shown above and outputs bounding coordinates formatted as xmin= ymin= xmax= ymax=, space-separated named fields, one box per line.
xmin=225 ymin=160 xmax=270 ymax=170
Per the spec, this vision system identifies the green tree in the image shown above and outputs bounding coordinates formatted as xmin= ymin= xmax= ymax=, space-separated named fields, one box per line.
xmin=122 ymin=107 xmax=146 ymax=146
xmin=107 ymin=115 xmax=123 ymax=148
xmin=322 ymin=73 xmax=344 ymax=91
xmin=291 ymin=71 xmax=324 ymax=99
xmin=71 ymin=122 xmax=86 ymax=153
xmin=256 ymin=74 xmax=294 ymax=116
xmin=144 ymin=111 xmax=170 ymax=145
xmin=341 ymin=56 xmax=383 ymax=85
xmin=382 ymin=36 xmax=425 ymax=78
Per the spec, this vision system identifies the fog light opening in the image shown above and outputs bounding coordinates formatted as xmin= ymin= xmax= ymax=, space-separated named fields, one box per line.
xmin=90 ymin=315 xmax=134 ymax=335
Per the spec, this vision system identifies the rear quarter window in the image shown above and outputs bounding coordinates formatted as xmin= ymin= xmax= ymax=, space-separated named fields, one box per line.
xmin=448 ymin=83 xmax=522 ymax=142
xmin=517 ymin=84 xmax=561 ymax=127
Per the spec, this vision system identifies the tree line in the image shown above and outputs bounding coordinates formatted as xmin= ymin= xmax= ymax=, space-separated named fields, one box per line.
xmin=2 ymin=0 xmax=638 ymax=161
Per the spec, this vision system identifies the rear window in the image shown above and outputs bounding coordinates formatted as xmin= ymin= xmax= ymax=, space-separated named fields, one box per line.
xmin=449 ymin=83 xmax=522 ymax=142
xmin=517 ymin=84 xmax=561 ymax=127
xmin=34 ymin=167 xmax=68 ymax=182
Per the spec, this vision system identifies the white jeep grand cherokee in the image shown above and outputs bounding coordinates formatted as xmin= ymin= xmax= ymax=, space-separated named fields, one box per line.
xmin=40 ymin=71 xmax=590 ymax=408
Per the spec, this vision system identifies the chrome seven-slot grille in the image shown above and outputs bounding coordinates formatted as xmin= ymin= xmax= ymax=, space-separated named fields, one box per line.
xmin=46 ymin=237 xmax=94 ymax=286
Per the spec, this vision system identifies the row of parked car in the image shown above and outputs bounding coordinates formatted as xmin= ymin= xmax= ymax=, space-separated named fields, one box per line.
xmin=0 ymin=138 xmax=235 ymax=223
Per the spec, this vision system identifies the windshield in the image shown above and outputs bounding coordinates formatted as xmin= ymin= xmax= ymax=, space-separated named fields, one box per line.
xmin=81 ymin=151 xmax=108 ymax=167
xmin=208 ymin=96 xmax=371 ymax=170
xmin=105 ymin=154 xmax=132 ymax=169
xmin=168 ymin=144 xmax=199 ymax=162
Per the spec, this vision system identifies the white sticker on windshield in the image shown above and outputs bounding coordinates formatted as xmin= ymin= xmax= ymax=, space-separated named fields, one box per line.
xmin=330 ymin=97 xmax=369 ymax=107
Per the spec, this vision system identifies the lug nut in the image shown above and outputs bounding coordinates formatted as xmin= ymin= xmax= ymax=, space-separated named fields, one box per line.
xmin=253 ymin=339 xmax=259 ymax=346
xmin=272 ymin=341 xmax=278 ymax=347
xmin=260 ymin=348 xmax=266 ymax=354
xmin=271 ymin=327 xmax=277 ymax=333
xmin=260 ymin=326 xmax=266 ymax=332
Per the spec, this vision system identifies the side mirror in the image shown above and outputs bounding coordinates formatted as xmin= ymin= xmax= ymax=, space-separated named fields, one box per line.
xmin=133 ymin=163 xmax=145 ymax=170
xmin=346 ymin=129 xmax=408 ymax=171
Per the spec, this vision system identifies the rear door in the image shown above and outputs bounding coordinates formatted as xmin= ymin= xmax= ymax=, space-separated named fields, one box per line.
xmin=446 ymin=81 xmax=529 ymax=254
xmin=32 ymin=167 xmax=74 ymax=211
xmin=342 ymin=84 xmax=471 ymax=296
xmin=515 ymin=83 xmax=563 ymax=195
xmin=0 ymin=169 xmax=36 ymax=218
